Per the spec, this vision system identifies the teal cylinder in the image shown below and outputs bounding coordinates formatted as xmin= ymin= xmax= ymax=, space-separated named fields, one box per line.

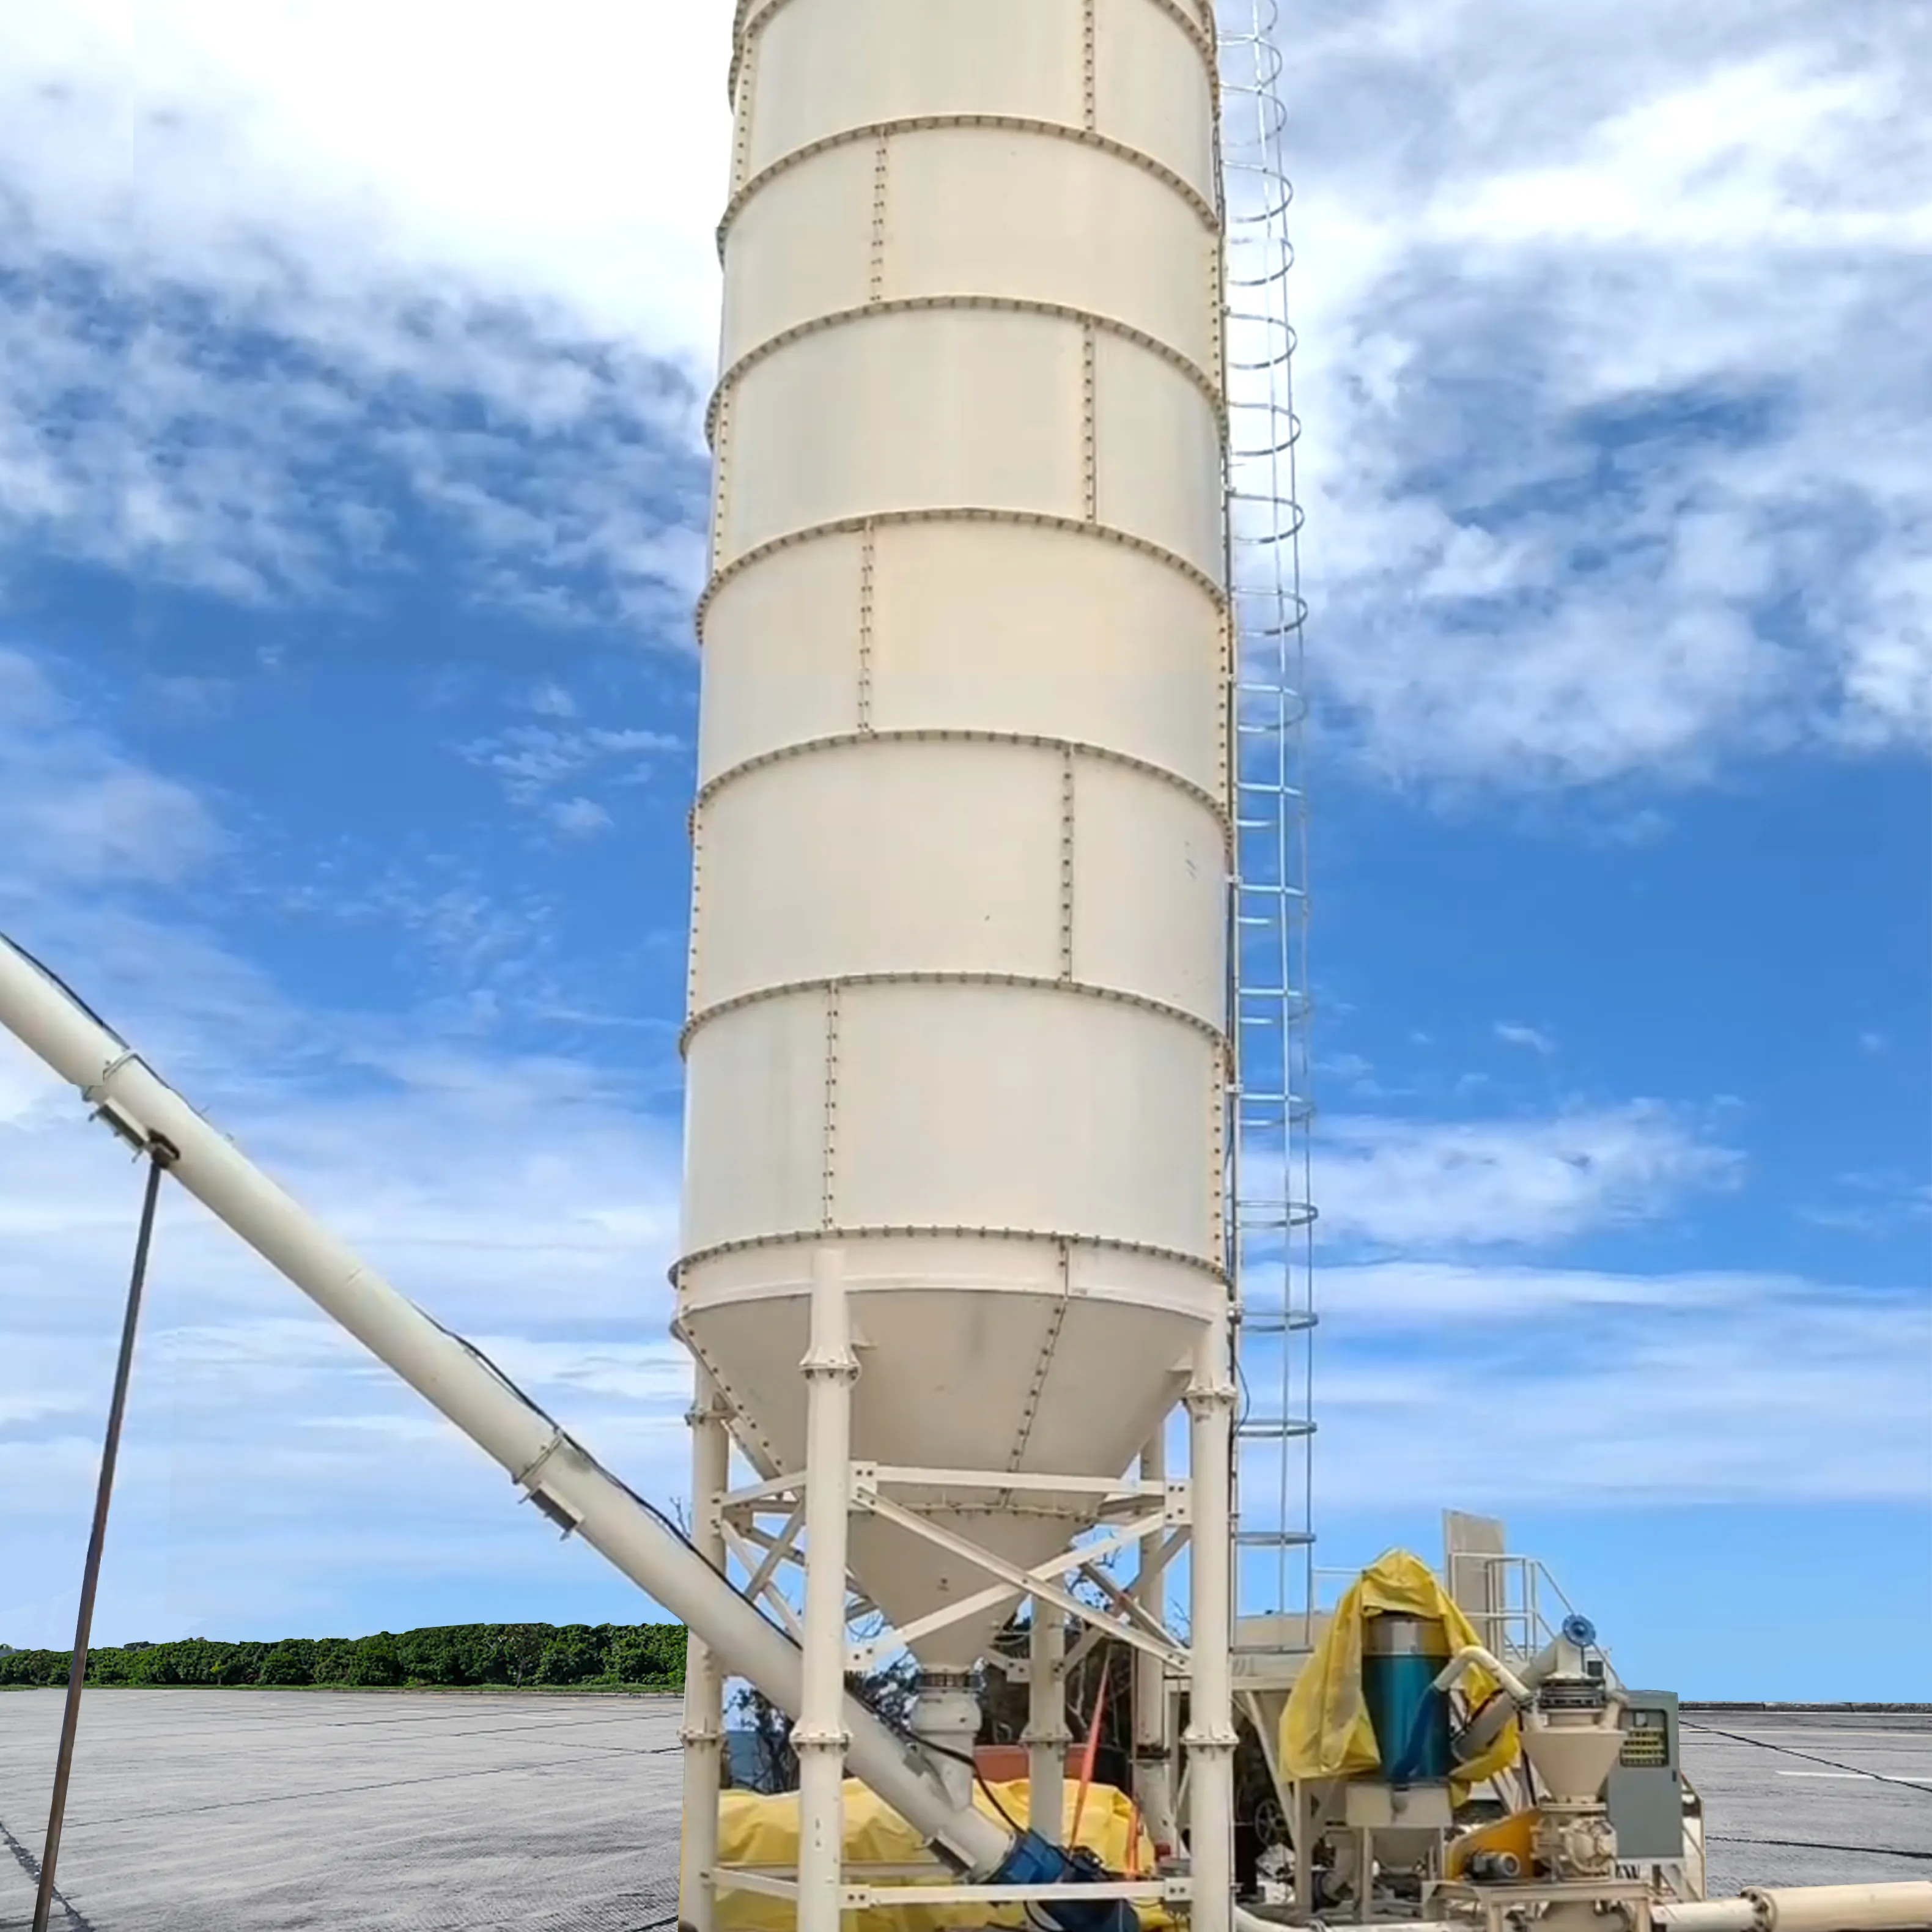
xmin=1361 ymin=1614 xmax=1451 ymax=1785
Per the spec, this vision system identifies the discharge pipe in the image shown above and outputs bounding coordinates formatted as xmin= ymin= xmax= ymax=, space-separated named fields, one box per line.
xmin=0 ymin=937 xmax=1141 ymax=1928
xmin=1659 ymin=1887 xmax=1932 ymax=1932
xmin=1434 ymin=1644 xmax=1535 ymax=1708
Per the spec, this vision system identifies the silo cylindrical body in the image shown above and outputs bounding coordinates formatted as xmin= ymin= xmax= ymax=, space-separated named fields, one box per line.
xmin=677 ymin=0 xmax=1230 ymax=1673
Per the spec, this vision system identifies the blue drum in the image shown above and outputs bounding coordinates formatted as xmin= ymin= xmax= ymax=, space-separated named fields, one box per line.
xmin=1362 ymin=1613 xmax=1451 ymax=1785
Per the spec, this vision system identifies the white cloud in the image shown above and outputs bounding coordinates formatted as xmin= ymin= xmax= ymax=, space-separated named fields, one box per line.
xmin=2 ymin=641 xmax=1925 ymax=1656
xmin=1283 ymin=0 xmax=1932 ymax=783
xmin=549 ymin=795 xmax=614 ymax=838
xmin=0 ymin=1008 xmax=694 ymax=1645
xmin=0 ymin=646 xmax=224 ymax=886
xmin=454 ymin=715 xmax=684 ymax=846
xmin=1492 ymin=1022 xmax=1555 ymax=1055
xmin=0 ymin=1 xmax=727 ymax=621
xmin=461 ymin=721 xmax=683 ymax=808
xmin=0 ymin=645 xmax=693 ymax=1647
xmin=1798 ymin=1170 xmax=1932 ymax=1237
xmin=1316 ymin=1103 xmax=1742 ymax=1250
xmin=0 ymin=1 xmax=729 ymax=356
xmin=1283 ymin=1262 xmax=1932 ymax=1511
xmin=3 ymin=0 xmax=1926 ymax=781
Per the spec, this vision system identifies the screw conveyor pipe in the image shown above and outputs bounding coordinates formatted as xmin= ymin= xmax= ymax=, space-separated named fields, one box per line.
xmin=1660 ymin=1887 xmax=1932 ymax=1932
xmin=0 ymin=935 xmax=1014 ymax=1876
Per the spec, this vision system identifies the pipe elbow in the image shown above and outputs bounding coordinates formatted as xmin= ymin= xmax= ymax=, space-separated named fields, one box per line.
xmin=1432 ymin=1644 xmax=1533 ymax=1706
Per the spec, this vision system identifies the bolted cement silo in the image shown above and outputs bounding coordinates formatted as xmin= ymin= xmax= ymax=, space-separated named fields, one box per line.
xmin=677 ymin=0 xmax=1231 ymax=1680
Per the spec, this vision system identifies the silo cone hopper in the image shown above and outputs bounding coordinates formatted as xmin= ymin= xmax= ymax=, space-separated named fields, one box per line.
xmin=679 ymin=1233 xmax=1217 ymax=1672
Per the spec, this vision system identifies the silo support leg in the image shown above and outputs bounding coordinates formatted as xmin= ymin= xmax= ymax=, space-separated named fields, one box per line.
xmin=1025 ymin=1604 xmax=1069 ymax=1843
xmin=1132 ymin=1424 xmax=1179 ymax=1861
xmin=679 ymin=1367 xmax=731 ymax=1932
xmin=797 ymin=1247 xmax=858 ymax=1932
xmin=1185 ymin=1321 xmax=1238 ymax=1932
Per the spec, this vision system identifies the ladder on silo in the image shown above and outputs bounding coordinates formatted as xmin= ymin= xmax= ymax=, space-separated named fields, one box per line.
xmin=1219 ymin=1 xmax=1319 ymax=1648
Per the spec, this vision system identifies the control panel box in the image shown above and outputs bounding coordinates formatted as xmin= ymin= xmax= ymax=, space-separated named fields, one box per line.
xmin=1607 ymin=1690 xmax=1683 ymax=1862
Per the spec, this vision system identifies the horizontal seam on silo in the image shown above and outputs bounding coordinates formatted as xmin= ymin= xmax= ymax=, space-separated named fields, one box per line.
xmin=728 ymin=0 xmax=1216 ymax=106
xmin=680 ymin=971 xmax=1226 ymax=1055
xmin=673 ymin=1223 xmax=1229 ymax=1286
xmin=698 ymin=510 xmax=1226 ymax=632
xmin=693 ymin=726 xmax=1229 ymax=830
xmin=716 ymin=117 xmax=1219 ymax=259
xmin=704 ymin=297 xmax=1225 ymax=452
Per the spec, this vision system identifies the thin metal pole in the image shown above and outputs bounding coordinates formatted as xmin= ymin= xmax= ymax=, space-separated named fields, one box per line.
xmin=34 ymin=1149 xmax=169 ymax=1932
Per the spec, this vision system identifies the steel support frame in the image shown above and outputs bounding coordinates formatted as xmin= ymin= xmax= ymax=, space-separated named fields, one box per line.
xmin=718 ymin=1468 xmax=1192 ymax=1678
xmin=1131 ymin=1428 xmax=1182 ymax=1862
xmin=1185 ymin=1313 xmax=1239 ymax=1932
xmin=707 ymin=1388 xmax=1231 ymax=1925
xmin=713 ymin=1867 xmax=1189 ymax=1911
xmin=1024 ymin=1604 xmax=1069 ymax=1845
xmin=795 ymin=1248 xmax=858 ymax=1932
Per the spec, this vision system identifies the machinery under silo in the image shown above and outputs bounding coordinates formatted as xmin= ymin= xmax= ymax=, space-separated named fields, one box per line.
xmin=2 ymin=4 xmax=1930 ymax=1932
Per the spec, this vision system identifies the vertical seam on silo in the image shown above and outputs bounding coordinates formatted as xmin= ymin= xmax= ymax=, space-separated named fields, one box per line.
xmin=857 ymin=522 xmax=877 ymax=734
xmin=713 ymin=0 xmax=751 ymax=564
xmin=685 ymin=802 xmax=704 ymax=1028
xmin=868 ymin=136 xmax=890 ymax=303
xmin=1082 ymin=0 xmax=1098 ymax=133
xmin=1080 ymin=322 xmax=1098 ymax=523
xmin=1058 ymin=748 xmax=1077 ymax=982
xmin=1217 ymin=607 xmax=1233 ymax=857
xmin=709 ymin=391 xmax=732 ymax=564
xmin=820 ymin=985 xmax=841 ymax=1232
xmin=729 ymin=31 xmax=757 ymax=195
xmin=1006 ymin=1237 xmax=1074 ymax=1478
xmin=1212 ymin=1033 xmax=1228 ymax=1270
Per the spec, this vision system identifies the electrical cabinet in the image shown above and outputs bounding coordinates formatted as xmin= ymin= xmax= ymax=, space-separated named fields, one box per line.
xmin=1607 ymin=1691 xmax=1683 ymax=1862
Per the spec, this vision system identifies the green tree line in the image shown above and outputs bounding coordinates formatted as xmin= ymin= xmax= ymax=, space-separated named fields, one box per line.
xmin=0 ymin=1622 xmax=686 ymax=1692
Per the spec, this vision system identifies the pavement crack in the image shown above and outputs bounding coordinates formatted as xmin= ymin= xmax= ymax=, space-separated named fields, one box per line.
xmin=0 ymin=1810 xmax=99 ymax=1932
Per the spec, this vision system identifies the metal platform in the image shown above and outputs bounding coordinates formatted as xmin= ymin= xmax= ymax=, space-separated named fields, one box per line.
xmin=1 ymin=1692 xmax=1926 ymax=1928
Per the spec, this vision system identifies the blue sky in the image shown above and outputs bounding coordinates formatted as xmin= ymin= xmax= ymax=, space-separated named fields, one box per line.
xmin=1 ymin=1 xmax=1928 ymax=1702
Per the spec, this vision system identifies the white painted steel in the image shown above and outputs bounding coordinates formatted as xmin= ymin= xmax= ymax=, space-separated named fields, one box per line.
xmin=1752 ymin=1887 xmax=1932 ymax=1932
xmin=678 ymin=1368 xmax=732 ymax=1932
xmin=796 ymin=1250 xmax=858 ymax=1932
xmin=1659 ymin=1906 xmax=1763 ymax=1932
xmin=1661 ymin=1889 xmax=1932 ymax=1932
xmin=684 ymin=0 xmax=1231 ymax=1673
xmin=1185 ymin=1316 xmax=1239 ymax=1932
xmin=1026 ymin=1607 xmax=1071 ymax=1845
xmin=0 ymin=939 xmax=1009 ymax=1881
xmin=1132 ymin=1428 xmax=1181 ymax=1859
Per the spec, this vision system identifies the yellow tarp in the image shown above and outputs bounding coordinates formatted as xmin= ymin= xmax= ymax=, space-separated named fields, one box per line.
xmin=1280 ymin=1548 xmax=1519 ymax=1796
xmin=707 ymin=1777 xmax=1169 ymax=1932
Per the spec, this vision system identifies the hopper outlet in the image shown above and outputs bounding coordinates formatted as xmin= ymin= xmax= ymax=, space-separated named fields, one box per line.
xmin=1520 ymin=1715 xmax=1626 ymax=1806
